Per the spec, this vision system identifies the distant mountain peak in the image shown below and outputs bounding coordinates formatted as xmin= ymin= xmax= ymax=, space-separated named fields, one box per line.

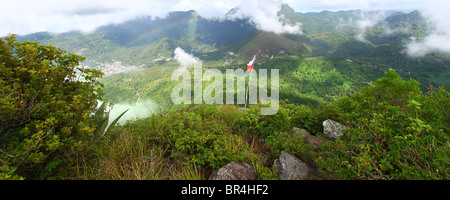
xmin=225 ymin=7 xmax=239 ymax=19
xmin=279 ymin=3 xmax=296 ymax=15
xmin=226 ymin=3 xmax=296 ymax=19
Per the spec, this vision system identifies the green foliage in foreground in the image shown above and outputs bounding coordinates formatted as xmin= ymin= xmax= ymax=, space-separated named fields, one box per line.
xmin=1 ymin=36 xmax=448 ymax=180
xmin=80 ymin=70 xmax=448 ymax=180
xmin=92 ymin=101 xmax=129 ymax=135
xmin=78 ymin=104 xmax=285 ymax=180
xmin=0 ymin=35 xmax=104 ymax=179
xmin=318 ymin=70 xmax=449 ymax=180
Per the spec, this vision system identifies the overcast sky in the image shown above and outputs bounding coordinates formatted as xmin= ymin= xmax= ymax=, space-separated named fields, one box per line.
xmin=1 ymin=0 xmax=449 ymax=56
xmin=0 ymin=0 xmax=432 ymax=36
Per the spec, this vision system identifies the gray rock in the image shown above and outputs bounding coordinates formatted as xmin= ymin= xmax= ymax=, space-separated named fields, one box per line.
xmin=274 ymin=151 xmax=311 ymax=180
xmin=292 ymin=127 xmax=322 ymax=149
xmin=210 ymin=162 xmax=258 ymax=180
xmin=304 ymin=134 xmax=322 ymax=149
xmin=291 ymin=127 xmax=310 ymax=137
xmin=323 ymin=119 xmax=348 ymax=140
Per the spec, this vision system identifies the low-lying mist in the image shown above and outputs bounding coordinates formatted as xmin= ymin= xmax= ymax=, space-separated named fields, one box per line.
xmin=108 ymin=98 xmax=159 ymax=126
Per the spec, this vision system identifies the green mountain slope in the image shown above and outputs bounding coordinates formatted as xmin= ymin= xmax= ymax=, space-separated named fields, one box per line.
xmin=14 ymin=5 xmax=450 ymax=107
xmin=235 ymin=32 xmax=299 ymax=62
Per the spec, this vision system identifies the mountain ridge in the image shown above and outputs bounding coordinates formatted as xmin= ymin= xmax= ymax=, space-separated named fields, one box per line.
xmin=15 ymin=6 xmax=427 ymax=56
xmin=14 ymin=5 xmax=449 ymax=95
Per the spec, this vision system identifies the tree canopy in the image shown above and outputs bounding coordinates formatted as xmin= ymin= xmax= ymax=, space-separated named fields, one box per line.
xmin=0 ymin=35 xmax=104 ymax=179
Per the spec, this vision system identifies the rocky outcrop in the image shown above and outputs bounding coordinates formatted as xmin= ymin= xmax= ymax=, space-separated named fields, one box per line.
xmin=291 ymin=127 xmax=309 ymax=137
xmin=210 ymin=162 xmax=258 ymax=180
xmin=323 ymin=119 xmax=348 ymax=140
xmin=292 ymin=127 xmax=322 ymax=149
xmin=274 ymin=151 xmax=312 ymax=180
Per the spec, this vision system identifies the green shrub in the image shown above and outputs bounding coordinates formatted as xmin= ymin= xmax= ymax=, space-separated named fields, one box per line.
xmin=285 ymin=101 xmax=342 ymax=136
xmin=266 ymin=131 xmax=316 ymax=163
xmin=317 ymin=70 xmax=449 ymax=180
xmin=116 ymin=104 xmax=257 ymax=170
xmin=0 ymin=165 xmax=25 ymax=180
xmin=236 ymin=104 xmax=292 ymax=138
xmin=251 ymin=159 xmax=277 ymax=180
xmin=0 ymin=35 xmax=103 ymax=179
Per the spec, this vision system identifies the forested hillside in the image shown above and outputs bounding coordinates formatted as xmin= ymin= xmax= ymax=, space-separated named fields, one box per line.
xmin=16 ymin=5 xmax=449 ymax=95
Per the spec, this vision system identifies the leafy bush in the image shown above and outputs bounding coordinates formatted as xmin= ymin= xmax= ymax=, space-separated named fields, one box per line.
xmin=284 ymin=101 xmax=341 ymax=136
xmin=265 ymin=131 xmax=315 ymax=164
xmin=111 ymin=104 xmax=257 ymax=170
xmin=317 ymin=70 xmax=449 ymax=180
xmin=0 ymin=35 xmax=104 ymax=179
xmin=236 ymin=104 xmax=292 ymax=138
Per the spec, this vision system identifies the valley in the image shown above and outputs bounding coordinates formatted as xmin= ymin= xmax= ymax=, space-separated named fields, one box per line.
xmin=17 ymin=5 xmax=448 ymax=107
xmin=17 ymin=4 xmax=448 ymax=130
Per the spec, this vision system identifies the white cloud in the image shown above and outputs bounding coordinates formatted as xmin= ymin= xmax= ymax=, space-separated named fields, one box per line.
xmin=108 ymin=99 xmax=159 ymax=125
xmin=284 ymin=0 xmax=423 ymax=12
xmin=229 ymin=0 xmax=302 ymax=34
xmin=405 ymin=0 xmax=450 ymax=56
xmin=0 ymin=0 xmax=304 ymax=36
xmin=355 ymin=11 xmax=389 ymax=41
xmin=173 ymin=47 xmax=201 ymax=69
xmin=1 ymin=0 xmax=448 ymax=46
xmin=171 ymin=0 xmax=238 ymax=18
xmin=0 ymin=0 xmax=181 ymax=36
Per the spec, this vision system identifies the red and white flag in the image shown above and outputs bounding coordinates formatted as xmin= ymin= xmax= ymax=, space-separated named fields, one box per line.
xmin=247 ymin=55 xmax=256 ymax=71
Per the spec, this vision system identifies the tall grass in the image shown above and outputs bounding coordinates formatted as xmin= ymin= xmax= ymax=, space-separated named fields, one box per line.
xmin=80 ymin=132 xmax=166 ymax=180
xmin=73 ymin=104 xmax=316 ymax=180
